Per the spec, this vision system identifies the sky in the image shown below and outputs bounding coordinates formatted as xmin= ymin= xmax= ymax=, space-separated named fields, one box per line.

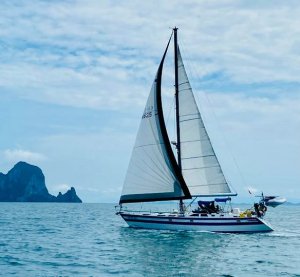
xmin=0 ymin=0 xmax=300 ymax=203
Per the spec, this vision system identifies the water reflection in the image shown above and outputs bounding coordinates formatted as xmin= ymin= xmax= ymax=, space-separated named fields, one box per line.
xmin=118 ymin=226 xmax=234 ymax=276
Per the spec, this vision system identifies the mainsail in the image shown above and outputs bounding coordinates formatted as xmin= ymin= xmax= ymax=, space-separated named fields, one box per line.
xmin=177 ymin=46 xmax=236 ymax=197
xmin=120 ymin=37 xmax=191 ymax=204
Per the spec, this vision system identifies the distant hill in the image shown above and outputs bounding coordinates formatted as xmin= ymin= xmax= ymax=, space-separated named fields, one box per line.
xmin=0 ymin=161 xmax=82 ymax=203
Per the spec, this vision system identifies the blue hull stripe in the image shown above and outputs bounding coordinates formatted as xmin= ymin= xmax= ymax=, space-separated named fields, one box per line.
xmin=120 ymin=213 xmax=260 ymax=223
xmin=123 ymin=217 xmax=263 ymax=226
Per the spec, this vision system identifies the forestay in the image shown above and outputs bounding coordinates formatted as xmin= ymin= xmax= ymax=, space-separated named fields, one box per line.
xmin=120 ymin=39 xmax=190 ymax=204
xmin=177 ymin=46 xmax=235 ymax=196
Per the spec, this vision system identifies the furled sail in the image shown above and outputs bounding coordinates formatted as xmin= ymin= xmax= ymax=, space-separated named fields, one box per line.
xmin=177 ymin=46 xmax=236 ymax=196
xmin=120 ymin=39 xmax=191 ymax=204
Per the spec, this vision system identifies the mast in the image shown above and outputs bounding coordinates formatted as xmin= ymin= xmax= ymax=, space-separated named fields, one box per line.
xmin=174 ymin=27 xmax=181 ymax=170
xmin=174 ymin=27 xmax=184 ymax=213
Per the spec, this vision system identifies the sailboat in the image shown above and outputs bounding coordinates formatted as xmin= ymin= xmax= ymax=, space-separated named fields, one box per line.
xmin=117 ymin=28 xmax=273 ymax=233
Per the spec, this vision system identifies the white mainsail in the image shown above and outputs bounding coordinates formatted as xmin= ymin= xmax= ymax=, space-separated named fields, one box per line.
xmin=120 ymin=41 xmax=190 ymax=204
xmin=177 ymin=47 xmax=235 ymax=196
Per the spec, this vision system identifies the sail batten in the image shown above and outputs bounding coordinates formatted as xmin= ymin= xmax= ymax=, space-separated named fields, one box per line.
xmin=177 ymin=46 xmax=235 ymax=197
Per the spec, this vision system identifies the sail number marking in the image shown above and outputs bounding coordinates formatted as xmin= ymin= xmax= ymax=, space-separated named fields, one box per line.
xmin=142 ymin=106 xmax=154 ymax=119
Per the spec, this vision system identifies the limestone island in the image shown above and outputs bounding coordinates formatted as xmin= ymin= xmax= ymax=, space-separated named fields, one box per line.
xmin=0 ymin=161 xmax=82 ymax=203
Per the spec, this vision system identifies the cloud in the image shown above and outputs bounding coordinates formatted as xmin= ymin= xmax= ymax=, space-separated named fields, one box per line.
xmin=1 ymin=1 xmax=300 ymax=201
xmin=197 ymin=91 xmax=300 ymax=140
xmin=1 ymin=0 xmax=300 ymax=110
xmin=3 ymin=149 xmax=47 ymax=164
xmin=51 ymin=183 xmax=71 ymax=194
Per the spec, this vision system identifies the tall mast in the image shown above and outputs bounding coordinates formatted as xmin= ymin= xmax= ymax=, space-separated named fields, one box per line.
xmin=174 ymin=27 xmax=184 ymax=213
xmin=174 ymin=27 xmax=181 ymax=170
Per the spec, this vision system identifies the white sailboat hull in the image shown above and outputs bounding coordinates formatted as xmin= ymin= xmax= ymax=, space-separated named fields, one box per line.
xmin=120 ymin=213 xmax=273 ymax=233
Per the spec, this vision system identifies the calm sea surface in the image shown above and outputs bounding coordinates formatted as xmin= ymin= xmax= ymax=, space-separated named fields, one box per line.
xmin=0 ymin=203 xmax=299 ymax=277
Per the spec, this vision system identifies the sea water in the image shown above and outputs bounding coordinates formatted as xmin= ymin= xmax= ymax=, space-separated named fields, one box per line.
xmin=0 ymin=203 xmax=299 ymax=277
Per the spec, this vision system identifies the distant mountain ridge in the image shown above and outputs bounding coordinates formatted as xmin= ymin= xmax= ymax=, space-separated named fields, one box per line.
xmin=0 ymin=161 xmax=82 ymax=203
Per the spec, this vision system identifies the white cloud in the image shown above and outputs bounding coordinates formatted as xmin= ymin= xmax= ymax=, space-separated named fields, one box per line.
xmin=1 ymin=0 xmax=300 ymax=110
xmin=51 ymin=183 xmax=71 ymax=194
xmin=3 ymin=149 xmax=47 ymax=164
xmin=1 ymin=1 xmax=300 ymax=201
